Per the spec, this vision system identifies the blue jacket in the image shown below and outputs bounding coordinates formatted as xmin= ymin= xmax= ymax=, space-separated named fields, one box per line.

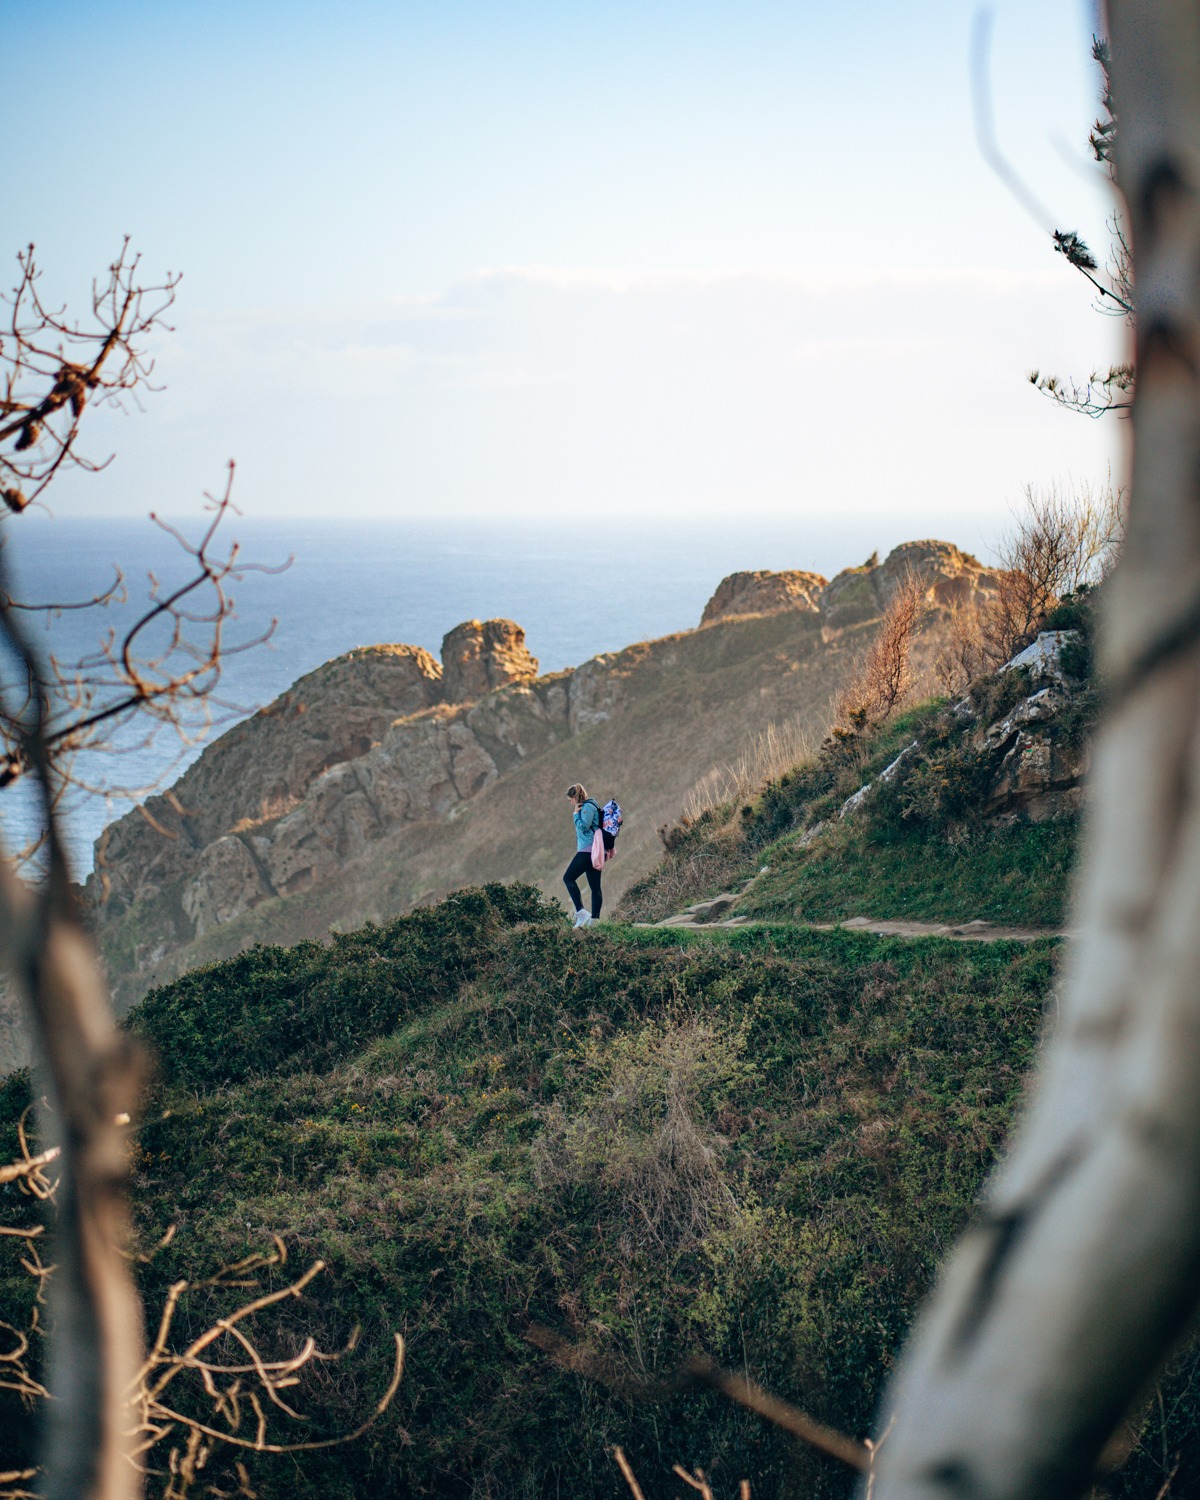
xmin=573 ymin=799 xmax=601 ymax=851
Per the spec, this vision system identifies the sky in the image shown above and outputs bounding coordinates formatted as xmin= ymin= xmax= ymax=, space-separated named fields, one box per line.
xmin=3 ymin=0 xmax=1123 ymax=538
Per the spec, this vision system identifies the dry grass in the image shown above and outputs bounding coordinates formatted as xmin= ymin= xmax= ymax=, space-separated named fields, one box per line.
xmin=680 ymin=716 xmax=822 ymax=825
xmin=533 ymin=1015 xmax=745 ymax=1256
xmin=618 ymin=834 xmax=751 ymax=924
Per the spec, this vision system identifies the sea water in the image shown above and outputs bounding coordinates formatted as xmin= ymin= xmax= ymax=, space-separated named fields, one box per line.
xmin=0 ymin=511 xmax=940 ymax=875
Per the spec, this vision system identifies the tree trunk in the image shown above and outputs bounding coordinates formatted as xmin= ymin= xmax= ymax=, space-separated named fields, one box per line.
xmin=872 ymin=6 xmax=1200 ymax=1496
xmin=1 ymin=842 xmax=146 ymax=1500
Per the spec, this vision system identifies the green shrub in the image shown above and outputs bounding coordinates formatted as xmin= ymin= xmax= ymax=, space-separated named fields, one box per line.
xmin=129 ymin=882 xmax=558 ymax=1086
xmin=1044 ymin=585 xmax=1100 ymax=681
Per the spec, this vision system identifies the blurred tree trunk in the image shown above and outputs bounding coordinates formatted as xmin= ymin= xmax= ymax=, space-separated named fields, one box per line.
xmin=0 ymin=850 xmax=145 ymax=1500
xmin=873 ymin=6 xmax=1200 ymax=1496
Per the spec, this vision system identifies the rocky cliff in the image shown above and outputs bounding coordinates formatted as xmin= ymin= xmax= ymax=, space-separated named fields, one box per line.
xmin=93 ymin=622 xmax=537 ymax=923
xmin=68 ymin=540 xmax=1002 ymax=1026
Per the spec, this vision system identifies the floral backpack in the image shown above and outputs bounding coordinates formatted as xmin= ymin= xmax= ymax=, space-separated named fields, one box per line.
xmin=590 ymin=798 xmax=623 ymax=869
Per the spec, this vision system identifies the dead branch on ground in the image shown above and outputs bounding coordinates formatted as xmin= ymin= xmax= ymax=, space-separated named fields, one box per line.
xmin=0 ymin=1185 xmax=405 ymax=1499
xmin=529 ymin=1323 xmax=870 ymax=1487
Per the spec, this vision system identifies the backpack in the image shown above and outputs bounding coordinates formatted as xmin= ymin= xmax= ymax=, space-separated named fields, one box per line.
xmin=600 ymin=798 xmax=623 ymax=851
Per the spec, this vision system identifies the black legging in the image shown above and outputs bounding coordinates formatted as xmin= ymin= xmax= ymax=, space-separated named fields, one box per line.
xmin=563 ymin=850 xmax=602 ymax=918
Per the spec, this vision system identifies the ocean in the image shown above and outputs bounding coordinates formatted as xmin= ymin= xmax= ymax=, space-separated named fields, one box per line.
xmin=0 ymin=511 xmax=957 ymax=875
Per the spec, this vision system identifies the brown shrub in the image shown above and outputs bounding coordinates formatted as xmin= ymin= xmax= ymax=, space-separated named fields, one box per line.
xmin=982 ymin=477 xmax=1123 ymax=666
xmin=933 ymin=600 xmax=988 ymax=698
xmin=932 ymin=478 xmax=1124 ymax=693
xmin=832 ymin=569 xmax=925 ymax=739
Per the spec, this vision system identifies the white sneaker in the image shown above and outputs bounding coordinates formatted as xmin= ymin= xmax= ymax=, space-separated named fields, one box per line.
xmin=572 ymin=909 xmax=588 ymax=928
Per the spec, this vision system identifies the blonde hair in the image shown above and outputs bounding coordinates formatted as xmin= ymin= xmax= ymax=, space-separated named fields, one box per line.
xmin=567 ymin=783 xmax=587 ymax=805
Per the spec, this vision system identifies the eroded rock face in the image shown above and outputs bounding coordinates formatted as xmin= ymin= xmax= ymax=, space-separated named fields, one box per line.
xmin=568 ymin=655 xmax=625 ymax=733
xmin=76 ymin=538 xmax=1025 ymax=1022
xmin=86 ymin=626 xmax=550 ymax=971
xmin=182 ymin=836 xmax=269 ymax=938
xmin=875 ymin=540 xmax=1001 ymax=611
xmin=820 ymin=566 xmax=880 ymax=627
xmin=988 ymin=732 xmax=1087 ymax=820
xmin=441 ymin=619 xmax=538 ymax=703
xmin=700 ymin=570 xmax=827 ymax=626
xmin=90 ymin=644 xmax=444 ymax=911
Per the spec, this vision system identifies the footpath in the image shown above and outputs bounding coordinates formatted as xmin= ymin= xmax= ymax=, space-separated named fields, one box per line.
xmin=636 ymin=893 xmax=1065 ymax=944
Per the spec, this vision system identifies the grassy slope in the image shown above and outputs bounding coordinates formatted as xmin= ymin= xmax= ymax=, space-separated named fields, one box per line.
xmin=619 ymin=693 xmax=1082 ymax=931
xmin=744 ymin=817 xmax=1076 ymax=926
xmin=4 ymin=885 xmax=1061 ymax=1498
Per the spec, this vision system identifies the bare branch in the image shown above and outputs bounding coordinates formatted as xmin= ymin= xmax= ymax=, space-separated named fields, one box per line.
xmin=685 ymin=1357 xmax=869 ymax=1473
xmin=529 ymin=1324 xmax=868 ymax=1476
xmin=0 ymin=583 xmax=147 ymax=1499
xmin=830 ymin=569 xmax=926 ymax=745
xmin=613 ymin=1447 xmax=648 ymax=1500
xmin=0 ymin=241 xmax=178 ymax=509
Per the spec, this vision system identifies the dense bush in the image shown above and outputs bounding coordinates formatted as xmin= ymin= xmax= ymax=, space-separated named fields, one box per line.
xmin=129 ymin=880 xmax=556 ymax=1086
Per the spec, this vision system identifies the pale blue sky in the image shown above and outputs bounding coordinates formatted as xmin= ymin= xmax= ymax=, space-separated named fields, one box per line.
xmin=4 ymin=0 xmax=1121 ymax=530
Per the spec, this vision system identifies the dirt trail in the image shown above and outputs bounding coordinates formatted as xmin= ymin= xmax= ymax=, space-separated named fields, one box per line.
xmin=816 ymin=915 xmax=1065 ymax=943
xmin=637 ymin=912 xmax=1065 ymax=943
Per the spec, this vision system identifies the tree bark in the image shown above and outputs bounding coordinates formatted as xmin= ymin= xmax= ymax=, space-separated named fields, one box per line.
xmin=0 ymin=843 xmax=146 ymax=1499
xmin=872 ymin=6 xmax=1200 ymax=1496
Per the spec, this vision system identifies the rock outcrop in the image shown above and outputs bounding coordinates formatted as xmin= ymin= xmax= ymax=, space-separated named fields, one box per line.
xmin=701 ymin=570 xmax=827 ymax=625
xmin=830 ymin=629 xmax=1090 ymax=829
xmin=980 ymin=632 xmax=1089 ymax=819
xmin=91 ymin=624 xmax=540 ymax=921
xmin=821 ymin=540 xmax=1001 ymax=627
xmin=699 ymin=543 xmax=1000 ymax=630
xmin=441 ymin=619 xmax=538 ymax=702
xmin=94 ymin=644 xmax=443 ymax=911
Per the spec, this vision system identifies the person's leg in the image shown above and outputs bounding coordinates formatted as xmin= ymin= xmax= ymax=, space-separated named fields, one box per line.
xmin=563 ymin=851 xmax=590 ymax=912
xmin=585 ymin=865 xmax=602 ymax=920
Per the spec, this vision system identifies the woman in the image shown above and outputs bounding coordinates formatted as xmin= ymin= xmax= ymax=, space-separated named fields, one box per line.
xmin=563 ymin=783 xmax=603 ymax=928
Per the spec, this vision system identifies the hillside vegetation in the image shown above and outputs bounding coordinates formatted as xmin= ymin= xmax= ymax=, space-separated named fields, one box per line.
xmin=1 ymin=885 xmax=1064 ymax=1499
xmin=618 ymin=595 xmax=1101 ymax=935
